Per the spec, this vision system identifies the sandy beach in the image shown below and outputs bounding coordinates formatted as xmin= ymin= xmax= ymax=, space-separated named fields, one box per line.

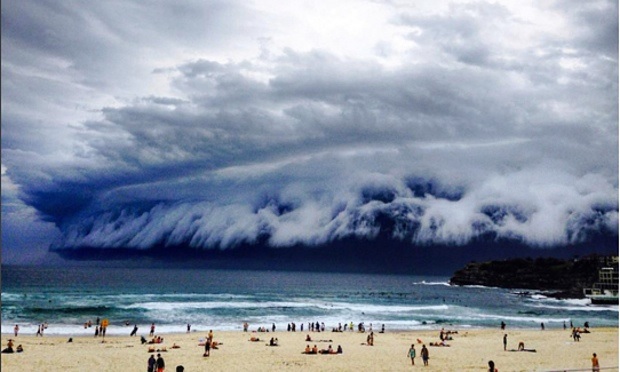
xmin=1 ymin=327 xmax=617 ymax=371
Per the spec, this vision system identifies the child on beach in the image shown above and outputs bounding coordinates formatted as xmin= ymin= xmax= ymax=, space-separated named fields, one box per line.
xmin=203 ymin=340 xmax=210 ymax=357
xmin=407 ymin=344 xmax=416 ymax=365
xmin=592 ymin=353 xmax=600 ymax=371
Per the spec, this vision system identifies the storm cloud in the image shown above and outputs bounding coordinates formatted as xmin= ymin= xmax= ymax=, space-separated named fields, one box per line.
xmin=2 ymin=0 xmax=617 ymax=262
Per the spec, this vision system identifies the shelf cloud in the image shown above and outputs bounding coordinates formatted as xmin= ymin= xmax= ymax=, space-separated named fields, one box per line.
xmin=2 ymin=0 xmax=617 ymax=262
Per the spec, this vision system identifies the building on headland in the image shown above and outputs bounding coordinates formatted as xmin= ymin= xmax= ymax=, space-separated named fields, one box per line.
xmin=583 ymin=256 xmax=619 ymax=305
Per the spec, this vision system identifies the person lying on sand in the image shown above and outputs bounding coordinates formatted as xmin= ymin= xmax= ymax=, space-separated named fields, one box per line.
xmin=171 ymin=343 xmax=180 ymax=349
xmin=249 ymin=337 xmax=261 ymax=342
xmin=148 ymin=336 xmax=164 ymax=344
xmin=508 ymin=342 xmax=536 ymax=352
xmin=319 ymin=345 xmax=336 ymax=354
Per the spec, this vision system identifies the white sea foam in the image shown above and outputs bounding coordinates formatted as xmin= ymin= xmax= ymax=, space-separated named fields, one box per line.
xmin=413 ymin=280 xmax=450 ymax=286
xmin=529 ymin=294 xmax=548 ymax=300
xmin=525 ymin=303 xmax=619 ymax=312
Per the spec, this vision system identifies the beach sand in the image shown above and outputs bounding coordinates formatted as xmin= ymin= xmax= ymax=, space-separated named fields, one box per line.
xmin=1 ymin=327 xmax=617 ymax=371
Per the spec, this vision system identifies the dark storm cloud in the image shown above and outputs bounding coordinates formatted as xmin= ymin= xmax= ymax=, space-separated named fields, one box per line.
xmin=2 ymin=1 xmax=617 ymax=260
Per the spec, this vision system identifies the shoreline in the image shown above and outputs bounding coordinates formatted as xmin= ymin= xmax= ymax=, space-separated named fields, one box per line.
xmin=2 ymin=327 xmax=617 ymax=371
xmin=3 ymin=322 xmax=611 ymax=337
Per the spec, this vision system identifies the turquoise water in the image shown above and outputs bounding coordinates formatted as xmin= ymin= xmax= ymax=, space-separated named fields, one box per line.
xmin=1 ymin=265 xmax=617 ymax=336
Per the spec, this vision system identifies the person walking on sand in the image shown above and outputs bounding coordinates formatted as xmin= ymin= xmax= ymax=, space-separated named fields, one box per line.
xmin=421 ymin=344 xmax=429 ymax=366
xmin=503 ymin=334 xmax=507 ymax=351
xmin=407 ymin=344 xmax=416 ymax=365
xmin=148 ymin=354 xmax=156 ymax=372
xmin=592 ymin=353 xmax=600 ymax=371
xmin=156 ymin=353 xmax=165 ymax=372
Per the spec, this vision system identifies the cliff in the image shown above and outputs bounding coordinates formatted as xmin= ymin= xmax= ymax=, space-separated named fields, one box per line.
xmin=449 ymin=256 xmax=602 ymax=298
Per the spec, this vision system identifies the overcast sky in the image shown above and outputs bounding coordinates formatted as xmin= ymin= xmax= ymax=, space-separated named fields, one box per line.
xmin=2 ymin=0 xmax=618 ymax=264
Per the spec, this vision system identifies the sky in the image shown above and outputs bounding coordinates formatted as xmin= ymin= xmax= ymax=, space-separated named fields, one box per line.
xmin=1 ymin=0 xmax=618 ymax=265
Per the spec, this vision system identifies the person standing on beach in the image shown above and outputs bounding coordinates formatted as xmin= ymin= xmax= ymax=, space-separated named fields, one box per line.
xmin=421 ymin=344 xmax=429 ymax=366
xmin=591 ymin=353 xmax=600 ymax=371
xmin=503 ymin=334 xmax=507 ymax=351
xmin=187 ymin=324 xmax=191 ymax=333
xmin=407 ymin=344 xmax=416 ymax=365
xmin=203 ymin=339 xmax=211 ymax=357
xmin=150 ymin=323 xmax=156 ymax=337
xmin=156 ymin=353 xmax=165 ymax=372
xmin=148 ymin=354 xmax=156 ymax=372
xmin=131 ymin=325 xmax=138 ymax=336
xmin=488 ymin=360 xmax=498 ymax=372
xmin=14 ymin=325 xmax=19 ymax=337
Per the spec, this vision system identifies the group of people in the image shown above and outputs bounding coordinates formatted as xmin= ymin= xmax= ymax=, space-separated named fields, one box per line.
xmin=202 ymin=330 xmax=216 ymax=357
xmin=439 ymin=328 xmax=456 ymax=341
xmin=303 ymin=344 xmax=342 ymax=354
xmin=245 ymin=321 xmax=386 ymax=334
xmin=407 ymin=344 xmax=429 ymax=366
xmin=148 ymin=336 xmax=165 ymax=344
xmin=35 ymin=323 xmax=48 ymax=337
xmin=147 ymin=353 xmax=166 ymax=372
xmin=1 ymin=339 xmax=23 ymax=354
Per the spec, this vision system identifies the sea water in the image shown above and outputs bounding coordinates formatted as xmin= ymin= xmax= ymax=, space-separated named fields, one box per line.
xmin=1 ymin=265 xmax=617 ymax=336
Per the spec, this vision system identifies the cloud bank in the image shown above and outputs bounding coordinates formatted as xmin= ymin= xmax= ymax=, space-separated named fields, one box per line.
xmin=2 ymin=0 xmax=618 ymax=260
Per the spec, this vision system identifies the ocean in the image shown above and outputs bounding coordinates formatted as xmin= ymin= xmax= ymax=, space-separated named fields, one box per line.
xmin=1 ymin=265 xmax=617 ymax=336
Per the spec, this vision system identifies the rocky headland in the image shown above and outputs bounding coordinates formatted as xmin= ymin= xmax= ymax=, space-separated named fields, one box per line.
xmin=449 ymin=255 xmax=604 ymax=298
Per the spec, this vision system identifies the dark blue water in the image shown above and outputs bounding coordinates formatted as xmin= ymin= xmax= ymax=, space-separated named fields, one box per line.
xmin=2 ymin=265 xmax=617 ymax=336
